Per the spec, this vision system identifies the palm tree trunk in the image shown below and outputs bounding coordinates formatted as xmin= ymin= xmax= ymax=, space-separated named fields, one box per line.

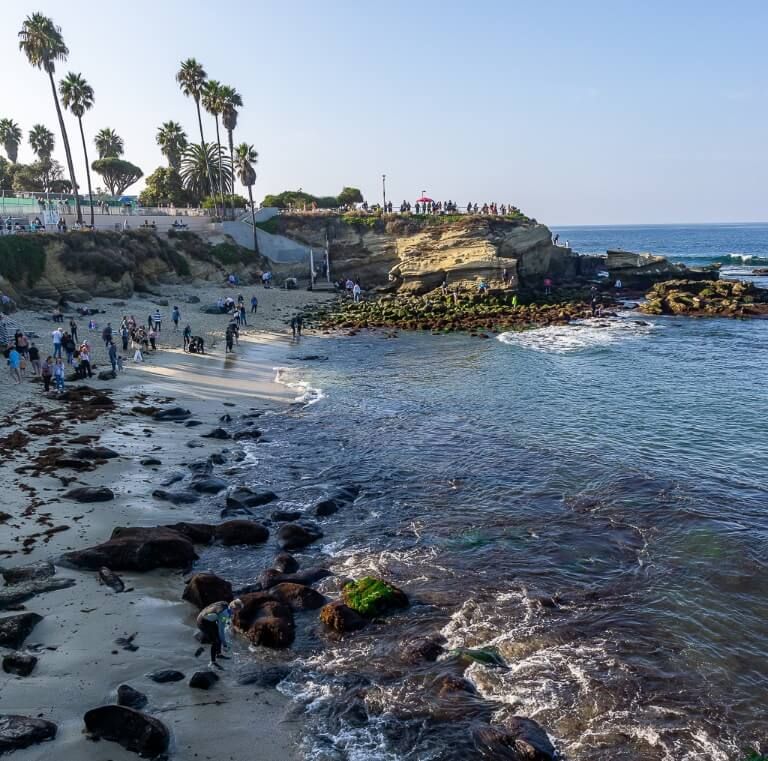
xmin=227 ymin=130 xmax=235 ymax=221
xmin=214 ymin=117 xmax=225 ymax=219
xmin=248 ymin=185 xmax=258 ymax=253
xmin=77 ymin=117 xmax=95 ymax=227
xmin=48 ymin=69 xmax=82 ymax=224
xmin=195 ymin=97 xmax=217 ymax=216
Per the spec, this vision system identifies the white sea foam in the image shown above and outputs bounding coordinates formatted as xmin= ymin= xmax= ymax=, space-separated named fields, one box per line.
xmin=497 ymin=316 xmax=656 ymax=354
xmin=273 ymin=366 xmax=325 ymax=405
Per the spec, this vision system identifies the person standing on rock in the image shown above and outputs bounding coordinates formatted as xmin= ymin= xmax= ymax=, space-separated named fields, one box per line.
xmin=69 ymin=318 xmax=78 ymax=343
xmin=196 ymin=599 xmax=243 ymax=669
xmin=7 ymin=346 xmax=21 ymax=384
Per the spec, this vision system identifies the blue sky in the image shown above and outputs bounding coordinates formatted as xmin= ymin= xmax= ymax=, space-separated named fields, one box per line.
xmin=5 ymin=0 xmax=767 ymax=224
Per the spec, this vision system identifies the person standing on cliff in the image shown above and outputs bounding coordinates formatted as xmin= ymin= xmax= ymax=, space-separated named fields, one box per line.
xmin=544 ymin=276 xmax=553 ymax=296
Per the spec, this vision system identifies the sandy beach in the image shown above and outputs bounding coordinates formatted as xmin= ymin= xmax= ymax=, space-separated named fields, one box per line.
xmin=0 ymin=287 xmax=332 ymax=760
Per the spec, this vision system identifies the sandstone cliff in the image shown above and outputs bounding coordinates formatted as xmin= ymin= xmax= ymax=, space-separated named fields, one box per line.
xmin=263 ymin=215 xmax=585 ymax=293
xmin=0 ymin=231 xmax=269 ymax=305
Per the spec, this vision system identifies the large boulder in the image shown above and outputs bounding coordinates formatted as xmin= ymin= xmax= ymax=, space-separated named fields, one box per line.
xmin=190 ymin=477 xmax=228 ymax=495
xmin=273 ymin=552 xmax=299 ymax=574
xmin=0 ymin=613 xmax=43 ymax=648
xmin=472 ymin=719 xmax=556 ymax=760
xmin=83 ymin=705 xmax=170 ymax=757
xmin=147 ymin=669 xmax=185 ymax=683
xmin=342 ymin=577 xmax=409 ymax=618
xmin=0 ymin=715 xmax=57 ymax=754
xmin=255 ymin=566 xmax=331 ymax=591
xmin=61 ymin=527 xmax=198 ymax=572
xmin=74 ymin=446 xmax=119 ymax=460
xmin=189 ymin=670 xmax=219 ymax=690
xmin=182 ymin=573 xmax=233 ymax=609
xmin=202 ymin=427 xmax=231 ymax=440
xmin=232 ymin=593 xmax=295 ymax=648
xmin=0 ymin=577 xmax=76 ymax=610
xmin=319 ymin=601 xmax=367 ymax=633
xmin=63 ymin=486 xmax=114 ymax=503
xmin=0 ymin=561 xmax=55 ymax=585
xmin=153 ymin=406 xmax=191 ymax=421
xmin=117 ymin=685 xmax=148 ymax=710
xmin=276 ymin=522 xmax=323 ymax=551
xmin=151 ymin=488 xmax=200 ymax=505
xmin=215 ymin=520 xmax=269 ymax=546
xmin=271 ymin=583 xmax=326 ymax=611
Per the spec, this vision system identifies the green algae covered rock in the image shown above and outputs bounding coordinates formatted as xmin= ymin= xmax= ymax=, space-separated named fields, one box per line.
xmin=342 ymin=576 xmax=409 ymax=618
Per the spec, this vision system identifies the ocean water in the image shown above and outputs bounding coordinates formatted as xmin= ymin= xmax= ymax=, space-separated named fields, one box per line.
xmin=552 ymin=222 xmax=768 ymax=287
xmin=193 ymin=225 xmax=768 ymax=760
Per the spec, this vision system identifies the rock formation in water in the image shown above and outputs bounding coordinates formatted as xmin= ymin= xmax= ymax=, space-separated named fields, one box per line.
xmin=606 ymin=251 xmax=719 ymax=289
xmin=641 ymin=279 xmax=768 ymax=317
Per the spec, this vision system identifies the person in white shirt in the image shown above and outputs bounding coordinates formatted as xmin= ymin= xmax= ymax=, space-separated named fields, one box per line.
xmin=52 ymin=328 xmax=63 ymax=358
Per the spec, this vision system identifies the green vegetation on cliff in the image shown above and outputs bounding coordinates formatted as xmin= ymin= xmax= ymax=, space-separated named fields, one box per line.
xmin=0 ymin=236 xmax=47 ymax=285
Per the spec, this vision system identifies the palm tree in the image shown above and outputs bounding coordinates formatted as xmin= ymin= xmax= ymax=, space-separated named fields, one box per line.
xmin=0 ymin=119 xmax=22 ymax=163
xmin=202 ymin=79 xmax=228 ymax=215
xmin=176 ymin=58 xmax=215 ymax=214
xmin=18 ymin=13 xmax=82 ymax=223
xmin=220 ymin=85 xmax=243 ymax=220
xmin=233 ymin=143 xmax=258 ymax=252
xmin=94 ymin=128 xmax=123 ymax=159
xmin=156 ymin=121 xmax=188 ymax=171
xmin=59 ymin=72 xmax=95 ymax=226
xmin=29 ymin=124 xmax=55 ymax=160
xmin=180 ymin=143 xmax=232 ymax=204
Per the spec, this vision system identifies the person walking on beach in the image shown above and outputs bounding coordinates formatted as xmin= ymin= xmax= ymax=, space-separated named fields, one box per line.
xmin=69 ymin=318 xmax=78 ymax=343
xmin=171 ymin=306 xmax=180 ymax=331
xmin=29 ymin=343 xmax=40 ymax=376
xmin=108 ymin=341 xmax=117 ymax=374
xmin=239 ymin=303 xmax=247 ymax=326
xmin=153 ymin=309 xmax=163 ymax=332
xmin=225 ymin=325 xmax=234 ymax=353
xmin=52 ymin=327 xmax=63 ymax=358
xmin=121 ymin=324 xmax=129 ymax=352
xmin=182 ymin=324 xmax=192 ymax=351
xmin=53 ymin=358 xmax=65 ymax=392
xmin=196 ymin=599 xmax=243 ymax=669
xmin=7 ymin=347 xmax=21 ymax=384
xmin=250 ymin=295 xmax=258 ymax=314
xmin=102 ymin=323 xmax=112 ymax=349
xmin=41 ymin=356 xmax=53 ymax=392
xmin=79 ymin=344 xmax=93 ymax=378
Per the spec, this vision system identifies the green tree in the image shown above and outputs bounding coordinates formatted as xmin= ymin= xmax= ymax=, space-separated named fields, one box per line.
xmin=337 ymin=186 xmax=364 ymax=207
xmin=59 ymin=72 xmax=95 ymax=225
xmin=139 ymin=166 xmax=194 ymax=207
xmin=176 ymin=58 xmax=214 ymax=213
xmin=233 ymin=143 xmax=258 ymax=252
xmin=180 ymin=142 xmax=231 ymax=205
xmin=0 ymin=157 xmax=12 ymax=189
xmin=220 ymin=85 xmax=243 ymax=220
xmin=201 ymin=79 xmax=227 ymax=216
xmin=18 ymin=13 xmax=82 ymax=223
xmin=28 ymin=124 xmax=54 ymax=161
xmin=91 ymin=157 xmax=142 ymax=196
xmin=202 ymin=193 xmax=248 ymax=210
xmin=156 ymin=121 xmax=188 ymax=171
xmin=94 ymin=127 xmax=123 ymax=159
xmin=12 ymin=159 xmax=67 ymax=193
xmin=0 ymin=119 xmax=22 ymax=163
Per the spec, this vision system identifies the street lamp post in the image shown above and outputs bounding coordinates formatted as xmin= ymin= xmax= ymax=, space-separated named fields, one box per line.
xmin=382 ymin=174 xmax=387 ymax=213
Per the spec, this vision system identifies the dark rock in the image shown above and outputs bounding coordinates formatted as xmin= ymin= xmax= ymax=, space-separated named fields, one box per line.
xmin=187 ymin=459 xmax=213 ymax=475
xmin=159 ymin=472 xmax=184 ymax=487
xmin=436 ymin=673 xmax=477 ymax=697
xmin=202 ymin=427 xmax=231 ymax=440
xmin=472 ymin=719 xmax=557 ymax=761
xmin=189 ymin=670 xmax=219 ymax=690
xmin=0 ymin=612 xmax=43 ymax=648
xmin=153 ymin=406 xmax=191 ymax=421
xmin=208 ymin=452 xmax=226 ymax=465
xmin=151 ymin=488 xmax=199 ymax=505
xmin=147 ymin=669 xmax=185 ymax=683
xmin=0 ymin=715 xmax=57 ymax=753
xmin=2 ymin=653 xmax=38 ymax=676
xmin=83 ymin=705 xmax=170 ymax=757
xmin=187 ymin=295 xmax=201 ymax=304
xmin=63 ymin=486 xmax=114 ymax=503
xmin=236 ymin=664 xmax=291 ymax=687
xmin=233 ymin=429 xmax=262 ymax=441
xmin=226 ymin=487 xmax=277 ymax=509
xmin=271 ymin=582 xmax=326 ymax=610
xmin=182 ymin=573 xmax=233 ymax=609
xmin=61 ymin=527 xmax=198 ymax=572
xmin=342 ymin=577 xmax=409 ymax=617
xmin=277 ymin=522 xmax=323 ymax=550
xmin=140 ymin=457 xmax=162 ymax=467
xmin=117 ymin=685 xmax=147 ymax=710
xmin=184 ymin=419 xmax=203 ymax=427
xmin=232 ymin=593 xmax=295 ymax=648
xmin=215 ymin=520 xmax=269 ymax=546
xmin=219 ymin=414 xmax=232 ymax=423
xmin=256 ymin=566 xmax=331 ymax=590
xmin=319 ymin=601 xmax=367 ymax=633
xmin=220 ymin=505 xmax=253 ymax=519
xmin=190 ymin=477 xmax=228 ymax=494
xmin=314 ymin=498 xmax=341 ymax=517
xmin=273 ymin=552 xmax=299 ymax=574
xmin=1 ymin=561 xmax=55 ymax=585
xmin=161 ymin=522 xmax=215 ymax=544
xmin=186 ymin=440 xmax=204 ymax=448
xmin=400 ymin=635 xmax=446 ymax=664
xmin=271 ymin=510 xmax=302 ymax=522
xmin=75 ymin=446 xmax=119 ymax=460
xmin=0 ymin=577 xmax=76 ymax=610
xmin=98 ymin=567 xmax=125 ymax=593
xmin=97 ymin=370 xmax=116 ymax=381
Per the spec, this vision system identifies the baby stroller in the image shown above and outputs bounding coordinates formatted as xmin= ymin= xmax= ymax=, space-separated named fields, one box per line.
xmin=187 ymin=335 xmax=205 ymax=354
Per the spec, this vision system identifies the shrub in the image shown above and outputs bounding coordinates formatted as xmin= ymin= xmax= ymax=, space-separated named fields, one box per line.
xmin=0 ymin=236 xmax=47 ymax=285
xmin=208 ymin=242 xmax=253 ymax=266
